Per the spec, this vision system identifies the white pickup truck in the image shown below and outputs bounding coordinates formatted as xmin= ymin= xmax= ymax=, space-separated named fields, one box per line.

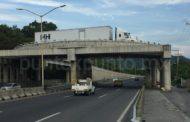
xmin=71 ymin=78 xmax=95 ymax=95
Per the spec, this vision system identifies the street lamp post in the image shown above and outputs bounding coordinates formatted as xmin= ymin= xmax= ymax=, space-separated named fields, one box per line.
xmin=17 ymin=5 xmax=66 ymax=89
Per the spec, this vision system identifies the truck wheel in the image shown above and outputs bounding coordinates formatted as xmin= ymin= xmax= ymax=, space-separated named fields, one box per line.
xmin=92 ymin=89 xmax=95 ymax=94
xmin=87 ymin=91 xmax=90 ymax=96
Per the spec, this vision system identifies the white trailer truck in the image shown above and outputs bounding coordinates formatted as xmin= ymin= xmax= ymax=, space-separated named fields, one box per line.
xmin=35 ymin=26 xmax=134 ymax=43
xmin=35 ymin=26 xmax=113 ymax=43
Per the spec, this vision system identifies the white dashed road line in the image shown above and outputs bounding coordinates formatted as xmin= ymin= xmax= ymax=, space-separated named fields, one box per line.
xmin=98 ymin=94 xmax=107 ymax=99
xmin=35 ymin=112 xmax=61 ymax=122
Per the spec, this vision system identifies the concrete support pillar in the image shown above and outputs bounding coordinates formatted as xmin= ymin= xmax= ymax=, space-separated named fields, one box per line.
xmin=71 ymin=61 xmax=77 ymax=84
xmin=151 ymin=62 xmax=158 ymax=87
xmin=0 ymin=65 xmax=1 ymax=83
xmin=3 ymin=66 xmax=8 ymax=83
xmin=37 ymin=59 xmax=41 ymax=82
xmin=160 ymin=68 xmax=164 ymax=88
xmin=9 ymin=66 xmax=14 ymax=82
xmin=146 ymin=70 xmax=152 ymax=88
xmin=163 ymin=59 xmax=171 ymax=91
xmin=66 ymin=70 xmax=70 ymax=83
xmin=156 ymin=68 xmax=160 ymax=83
xmin=144 ymin=60 xmax=151 ymax=88
xmin=16 ymin=67 xmax=19 ymax=83
xmin=67 ymin=48 xmax=77 ymax=84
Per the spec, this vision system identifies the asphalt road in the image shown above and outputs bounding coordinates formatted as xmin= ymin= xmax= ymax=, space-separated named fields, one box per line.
xmin=0 ymin=79 xmax=143 ymax=122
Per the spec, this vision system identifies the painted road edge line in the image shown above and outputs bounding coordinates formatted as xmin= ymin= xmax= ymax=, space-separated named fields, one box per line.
xmin=35 ymin=112 xmax=61 ymax=122
xmin=117 ymin=90 xmax=140 ymax=122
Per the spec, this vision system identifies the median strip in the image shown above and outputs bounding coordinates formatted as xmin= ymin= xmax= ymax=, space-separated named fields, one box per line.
xmin=35 ymin=112 xmax=61 ymax=122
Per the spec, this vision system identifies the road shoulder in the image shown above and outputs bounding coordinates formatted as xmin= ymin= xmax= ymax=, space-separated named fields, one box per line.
xmin=142 ymin=89 xmax=190 ymax=122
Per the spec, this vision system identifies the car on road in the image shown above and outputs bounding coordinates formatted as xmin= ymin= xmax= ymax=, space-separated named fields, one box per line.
xmin=71 ymin=78 xmax=95 ymax=95
xmin=0 ymin=83 xmax=21 ymax=90
xmin=112 ymin=78 xmax=123 ymax=87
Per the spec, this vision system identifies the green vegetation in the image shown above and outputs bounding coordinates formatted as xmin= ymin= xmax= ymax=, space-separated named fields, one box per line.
xmin=171 ymin=56 xmax=190 ymax=87
xmin=0 ymin=21 xmax=57 ymax=50
xmin=171 ymin=56 xmax=190 ymax=80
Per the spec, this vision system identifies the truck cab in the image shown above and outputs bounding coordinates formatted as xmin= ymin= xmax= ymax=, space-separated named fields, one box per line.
xmin=71 ymin=78 xmax=95 ymax=95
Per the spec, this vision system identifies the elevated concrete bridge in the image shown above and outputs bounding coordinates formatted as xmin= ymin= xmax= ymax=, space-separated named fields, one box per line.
xmin=0 ymin=41 xmax=171 ymax=91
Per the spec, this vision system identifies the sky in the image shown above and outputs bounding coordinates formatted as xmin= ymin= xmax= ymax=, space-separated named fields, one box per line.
xmin=0 ymin=0 xmax=190 ymax=58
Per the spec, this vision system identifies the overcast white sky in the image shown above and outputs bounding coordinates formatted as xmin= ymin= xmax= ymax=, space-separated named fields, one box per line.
xmin=0 ymin=0 xmax=190 ymax=57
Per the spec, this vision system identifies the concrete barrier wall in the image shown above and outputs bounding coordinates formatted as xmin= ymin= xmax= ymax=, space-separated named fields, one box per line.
xmin=0 ymin=87 xmax=46 ymax=101
xmin=92 ymin=66 xmax=138 ymax=81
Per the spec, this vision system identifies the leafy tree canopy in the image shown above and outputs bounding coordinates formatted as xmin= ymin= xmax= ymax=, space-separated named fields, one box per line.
xmin=0 ymin=21 xmax=57 ymax=50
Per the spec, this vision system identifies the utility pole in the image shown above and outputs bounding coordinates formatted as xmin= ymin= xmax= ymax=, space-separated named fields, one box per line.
xmin=172 ymin=49 xmax=180 ymax=80
xmin=17 ymin=5 xmax=66 ymax=89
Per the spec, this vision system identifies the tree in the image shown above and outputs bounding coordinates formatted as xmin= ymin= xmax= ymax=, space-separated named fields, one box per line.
xmin=22 ymin=20 xmax=57 ymax=39
xmin=0 ymin=24 xmax=25 ymax=49
xmin=0 ymin=21 xmax=57 ymax=49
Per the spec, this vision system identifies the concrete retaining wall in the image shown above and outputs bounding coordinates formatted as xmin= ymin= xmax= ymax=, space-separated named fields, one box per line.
xmin=92 ymin=66 xmax=137 ymax=81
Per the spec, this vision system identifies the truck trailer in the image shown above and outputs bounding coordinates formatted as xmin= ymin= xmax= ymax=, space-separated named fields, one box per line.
xmin=35 ymin=26 xmax=133 ymax=43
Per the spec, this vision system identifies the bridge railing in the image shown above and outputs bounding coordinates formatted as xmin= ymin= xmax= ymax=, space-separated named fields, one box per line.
xmin=15 ymin=40 xmax=163 ymax=50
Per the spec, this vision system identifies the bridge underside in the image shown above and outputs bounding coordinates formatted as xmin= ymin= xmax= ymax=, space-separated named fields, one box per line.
xmin=0 ymin=41 xmax=171 ymax=91
xmin=0 ymin=55 xmax=171 ymax=91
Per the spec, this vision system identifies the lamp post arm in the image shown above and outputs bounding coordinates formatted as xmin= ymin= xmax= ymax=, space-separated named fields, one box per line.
xmin=23 ymin=9 xmax=41 ymax=17
xmin=42 ymin=5 xmax=66 ymax=17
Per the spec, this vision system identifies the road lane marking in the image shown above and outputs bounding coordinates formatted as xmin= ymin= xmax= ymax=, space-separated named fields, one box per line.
xmin=64 ymin=95 xmax=72 ymax=98
xmin=35 ymin=112 xmax=61 ymax=122
xmin=117 ymin=90 xmax=140 ymax=122
xmin=98 ymin=94 xmax=107 ymax=99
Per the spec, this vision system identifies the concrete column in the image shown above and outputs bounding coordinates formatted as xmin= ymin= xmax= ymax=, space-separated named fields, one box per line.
xmin=144 ymin=60 xmax=151 ymax=88
xmin=151 ymin=62 xmax=158 ymax=87
xmin=146 ymin=70 xmax=152 ymax=88
xmin=163 ymin=59 xmax=171 ymax=91
xmin=9 ymin=66 xmax=14 ymax=82
xmin=66 ymin=70 xmax=70 ymax=83
xmin=156 ymin=68 xmax=160 ymax=83
xmin=0 ymin=65 xmax=1 ymax=83
xmin=160 ymin=67 xmax=164 ymax=88
xmin=16 ymin=67 xmax=19 ymax=83
xmin=71 ymin=61 xmax=77 ymax=84
xmin=67 ymin=48 xmax=76 ymax=84
xmin=3 ymin=66 xmax=8 ymax=83
xmin=37 ymin=59 xmax=41 ymax=82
